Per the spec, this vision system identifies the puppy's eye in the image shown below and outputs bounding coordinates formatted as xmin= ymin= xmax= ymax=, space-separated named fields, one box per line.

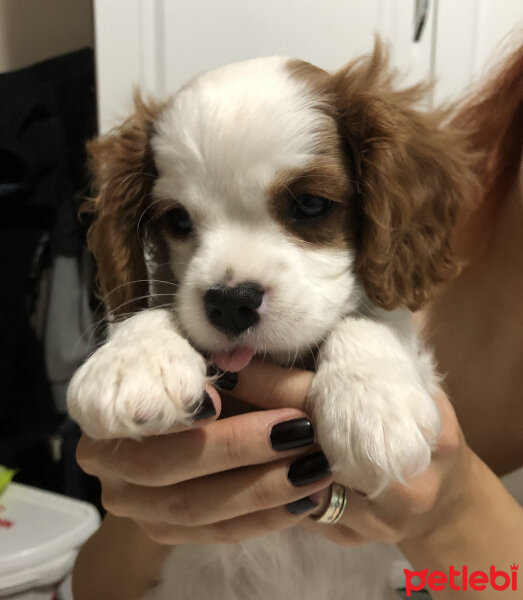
xmin=289 ymin=194 xmax=332 ymax=220
xmin=164 ymin=206 xmax=193 ymax=237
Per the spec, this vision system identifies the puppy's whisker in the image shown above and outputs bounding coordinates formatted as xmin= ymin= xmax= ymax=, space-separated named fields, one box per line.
xmin=105 ymin=295 xmax=176 ymax=322
xmin=101 ymin=279 xmax=179 ymax=306
xmin=137 ymin=196 xmax=170 ymax=235
xmin=146 ymin=279 xmax=180 ymax=289
xmin=99 ymin=279 xmax=161 ymax=304
xmin=106 ymin=172 xmax=155 ymax=198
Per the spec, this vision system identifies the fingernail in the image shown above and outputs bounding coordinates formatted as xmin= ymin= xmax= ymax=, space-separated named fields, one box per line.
xmin=270 ymin=418 xmax=314 ymax=451
xmin=285 ymin=496 xmax=319 ymax=515
xmin=207 ymin=365 xmax=238 ymax=391
xmin=192 ymin=392 xmax=216 ymax=420
xmin=288 ymin=451 xmax=331 ymax=486
xmin=216 ymin=371 xmax=238 ymax=391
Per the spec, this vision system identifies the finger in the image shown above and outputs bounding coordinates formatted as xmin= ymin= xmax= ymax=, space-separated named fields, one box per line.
xmin=78 ymin=408 xmax=316 ymax=486
xmin=136 ymin=502 xmax=319 ymax=546
xmin=325 ymin=483 xmax=439 ymax=544
xmin=298 ymin=485 xmax=386 ymax=546
xmin=159 ymin=385 xmax=223 ymax=434
xmin=372 ymin=390 xmax=462 ymax=515
xmin=336 ymin=488 xmax=411 ymax=543
xmin=76 ymin=387 xmax=223 ymax=476
xmin=431 ymin=388 xmax=462 ymax=457
xmin=304 ymin=486 xmax=406 ymax=544
xmin=224 ymin=360 xmax=313 ymax=411
xmin=101 ymin=452 xmax=332 ymax=526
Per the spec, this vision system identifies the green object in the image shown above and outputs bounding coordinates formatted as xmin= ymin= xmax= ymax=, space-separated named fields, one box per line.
xmin=0 ymin=466 xmax=17 ymax=495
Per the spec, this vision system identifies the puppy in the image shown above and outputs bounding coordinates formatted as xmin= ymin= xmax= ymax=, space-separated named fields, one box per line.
xmin=68 ymin=43 xmax=476 ymax=598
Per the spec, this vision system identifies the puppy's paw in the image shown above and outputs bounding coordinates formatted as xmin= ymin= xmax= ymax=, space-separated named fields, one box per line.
xmin=67 ymin=315 xmax=207 ymax=439
xmin=310 ymin=372 xmax=441 ymax=495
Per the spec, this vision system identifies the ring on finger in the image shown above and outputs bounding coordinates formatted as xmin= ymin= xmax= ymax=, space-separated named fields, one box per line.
xmin=311 ymin=482 xmax=347 ymax=525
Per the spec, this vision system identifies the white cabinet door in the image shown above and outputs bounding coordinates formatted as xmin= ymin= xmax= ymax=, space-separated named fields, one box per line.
xmin=94 ymin=0 xmax=429 ymax=132
xmin=93 ymin=0 xmax=523 ymax=133
xmin=377 ymin=0 xmax=436 ymax=89
xmin=158 ymin=0 xmax=435 ymax=94
xmin=160 ymin=0 xmax=381 ymax=92
xmin=434 ymin=0 xmax=523 ymax=104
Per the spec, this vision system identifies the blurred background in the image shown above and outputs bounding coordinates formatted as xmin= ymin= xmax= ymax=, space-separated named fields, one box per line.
xmin=0 ymin=0 xmax=96 ymax=502
xmin=0 ymin=0 xmax=521 ymax=575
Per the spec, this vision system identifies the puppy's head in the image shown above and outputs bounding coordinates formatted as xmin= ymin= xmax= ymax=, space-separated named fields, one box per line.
xmin=86 ymin=43 xmax=475 ymax=366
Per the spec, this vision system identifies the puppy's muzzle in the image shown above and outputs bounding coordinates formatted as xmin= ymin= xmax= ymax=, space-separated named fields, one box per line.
xmin=204 ymin=282 xmax=264 ymax=336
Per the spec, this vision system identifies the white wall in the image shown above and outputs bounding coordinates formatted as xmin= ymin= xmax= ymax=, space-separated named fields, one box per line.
xmin=95 ymin=0 xmax=427 ymax=132
xmin=434 ymin=0 xmax=523 ymax=104
xmin=0 ymin=0 xmax=94 ymax=73
xmin=94 ymin=0 xmax=523 ymax=132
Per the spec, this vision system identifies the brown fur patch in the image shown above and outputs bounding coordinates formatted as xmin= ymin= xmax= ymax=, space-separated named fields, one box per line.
xmin=268 ymin=156 xmax=357 ymax=248
xmin=270 ymin=60 xmax=360 ymax=249
xmin=450 ymin=39 xmax=523 ymax=260
xmin=83 ymin=93 xmax=168 ymax=316
xmin=288 ymin=42 xmax=478 ymax=311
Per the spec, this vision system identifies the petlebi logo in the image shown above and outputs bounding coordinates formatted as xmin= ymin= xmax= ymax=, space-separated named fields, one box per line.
xmin=404 ymin=564 xmax=518 ymax=596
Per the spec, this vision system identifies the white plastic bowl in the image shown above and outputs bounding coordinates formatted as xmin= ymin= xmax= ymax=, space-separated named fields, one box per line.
xmin=0 ymin=483 xmax=100 ymax=599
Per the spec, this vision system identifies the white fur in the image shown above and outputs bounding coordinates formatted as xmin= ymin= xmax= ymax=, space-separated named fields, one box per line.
xmin=176 ymin=226 xmax=358 ymax=357
xmin=152 ymin=57 xmax=355 ymax=358
xmin=148 ymin=529 xmax=403 ymax=600
xmin=68 ymin=310 xmax=207 ymax=438
xmin=309 ymin=308 xmax=440 ymax=495
xmin=67 ymin=56 xmax=442 ymax=599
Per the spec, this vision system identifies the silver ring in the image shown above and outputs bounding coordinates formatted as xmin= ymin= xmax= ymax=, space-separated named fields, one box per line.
xmin=311 ymin=482 xmax=348 ymax=524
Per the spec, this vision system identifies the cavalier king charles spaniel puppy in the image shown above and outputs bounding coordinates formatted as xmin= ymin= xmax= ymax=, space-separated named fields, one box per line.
xmin=68 ymin=43 xmax=476 ymax=599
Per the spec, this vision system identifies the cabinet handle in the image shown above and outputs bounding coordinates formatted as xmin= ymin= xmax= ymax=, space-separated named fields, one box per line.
xmin=413 ymin=0 xmax=429 ymax=42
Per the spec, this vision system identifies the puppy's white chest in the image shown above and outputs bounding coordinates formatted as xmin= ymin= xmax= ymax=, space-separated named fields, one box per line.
xmin=150 ymin=528 xmax=403 ymax=600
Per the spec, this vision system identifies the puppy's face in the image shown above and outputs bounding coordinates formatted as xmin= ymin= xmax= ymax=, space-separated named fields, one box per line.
xmin=151 ymin=57 xmax=359 ymax=364
xmin=86 ymin=44 xmax=476 ymax=365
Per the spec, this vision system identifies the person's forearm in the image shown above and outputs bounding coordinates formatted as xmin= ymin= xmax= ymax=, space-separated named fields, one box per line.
xmin=399 ymin=454 xmax=523 ymax=599
xmin=72 ymin=514 xmax=171 ymax=600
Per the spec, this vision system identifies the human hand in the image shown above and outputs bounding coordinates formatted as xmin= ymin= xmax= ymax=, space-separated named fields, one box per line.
xmin=76 ymin=384 xmax=333 ymax=545
xmin=225 ymin=361 xmax=474 ymax=548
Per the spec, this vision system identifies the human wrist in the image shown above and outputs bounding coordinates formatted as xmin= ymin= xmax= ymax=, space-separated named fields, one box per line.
xmin=73 ymin=515 xmax=172 ymax=600
xmin=403 ymin=443 xmax=479 ymax=546
xmin=406 ymin=448 xmax=482 ymax=548
xmin=399 ymin=449 xmax=520 ymax=569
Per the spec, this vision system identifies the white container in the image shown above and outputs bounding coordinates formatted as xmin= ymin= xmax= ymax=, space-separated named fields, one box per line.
xmin=0 ymin=483 xmax=100 ymax=599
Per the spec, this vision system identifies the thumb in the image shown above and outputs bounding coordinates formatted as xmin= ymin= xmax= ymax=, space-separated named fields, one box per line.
xmin=223 ymin=360 xmax=314 ymax=411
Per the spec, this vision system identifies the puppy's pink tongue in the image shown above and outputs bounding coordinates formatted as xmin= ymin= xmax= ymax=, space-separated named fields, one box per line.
xmin=213 ymin=347 xmax=255 ymax=372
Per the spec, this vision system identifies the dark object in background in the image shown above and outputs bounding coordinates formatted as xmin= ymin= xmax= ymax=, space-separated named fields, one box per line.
xmin=0 ymin=49 xmax=97 ymax=498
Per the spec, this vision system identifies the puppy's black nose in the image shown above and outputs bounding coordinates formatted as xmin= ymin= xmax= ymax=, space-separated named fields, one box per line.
xmin=204 ymin=282 xmax=264 ymax=336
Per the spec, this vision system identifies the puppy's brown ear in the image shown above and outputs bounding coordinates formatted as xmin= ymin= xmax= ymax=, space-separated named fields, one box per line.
xmin=333 ymin=42 xmax=477 ymax=311
xmin=83 ymin=94 xmax=167 ymax=316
